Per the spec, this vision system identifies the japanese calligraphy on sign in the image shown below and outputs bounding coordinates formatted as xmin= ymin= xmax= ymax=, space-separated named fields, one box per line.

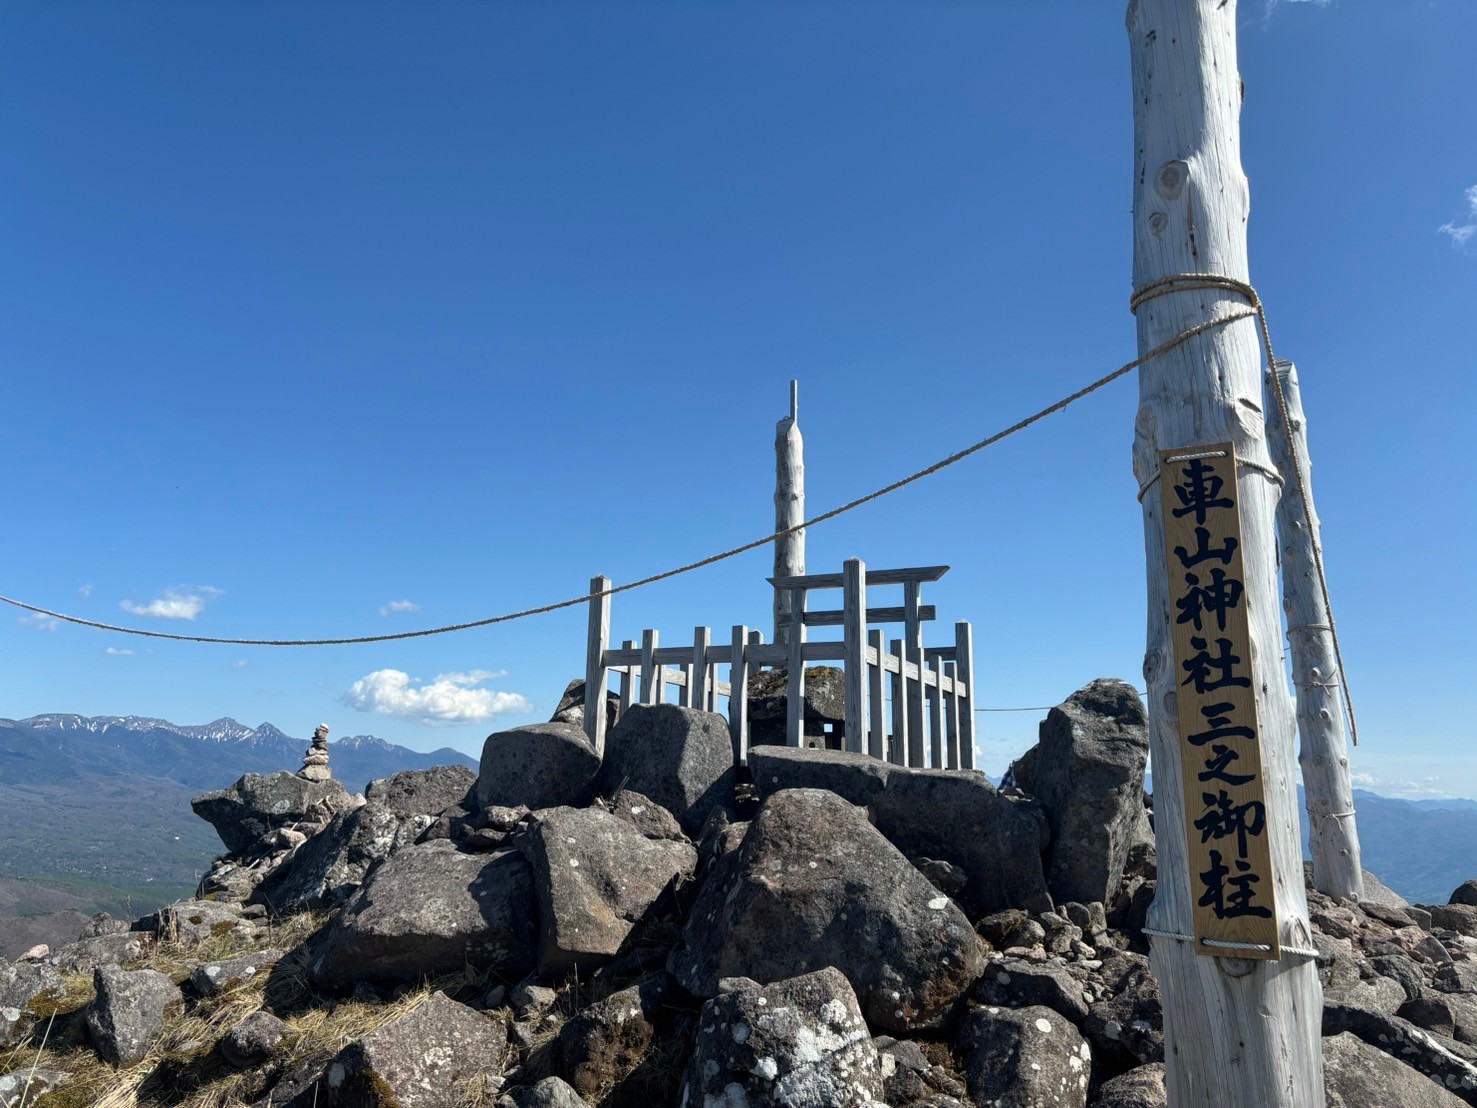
xmin=1158 ymin=442 xmax=1280 ymax=959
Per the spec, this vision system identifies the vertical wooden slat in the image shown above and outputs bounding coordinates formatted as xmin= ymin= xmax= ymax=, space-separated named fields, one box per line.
xmin=955 ymin=620 xmax=976 ymax=770
xmin=618 ymin=639 xmax=637 ymax=713
xmin=867 ymin=629 xmax=886 ymax=760
xmin=903 ymin=580 xmax=926 ymax=747
xmin=690 ymin=626 xmax=710 ymax=712
xmin=585 ymin=575 xmax=611 ymax=754
xmin=729 ymin=625 xmax=749 ymax=765
xmin=786 ymin=587 xmax=806 ymax=746
xmin=842 ymin=558 xmax=866 ymax=754
xmin=883 ymin=637 xmax=903 ymax=766
xmin=640 ymin=628 xmax=660 ymax=705
xmin=944 ymin=660 xmax=960 ymax=769
xmin=928 ymin=657 xmax=946 ymax=768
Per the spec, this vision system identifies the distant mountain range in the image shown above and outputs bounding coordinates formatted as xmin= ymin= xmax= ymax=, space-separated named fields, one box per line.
xmin=0 ymin=713 xmax=479 ymax=952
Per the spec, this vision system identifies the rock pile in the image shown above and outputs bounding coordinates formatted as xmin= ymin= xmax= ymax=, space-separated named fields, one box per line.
xmin=297 ymin=722 xmax=332 ymax=782
xmin=3 ymin=678 xmax=1475 ymax=1108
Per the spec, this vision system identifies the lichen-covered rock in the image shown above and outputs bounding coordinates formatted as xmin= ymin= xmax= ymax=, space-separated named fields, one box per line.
xmin=956 ymin=1005 xmax=1091 ymax=1108
xmin=189 ymin=949 xmax=282 ymax=999
xmin=0 ymin=1067 xmax=69 ymax=1107
xmin=1428 ymin=904 xmax=1477 ymax=939
xmin=597 ymin=704 xmax=736 ymax=835
xmin=670 ymin=788 xmax=984 ymax=1035
xmin=505 ymin=1076 xmax=586 ymax=1107
xmin=1023 ymin=679 xmax=1149 ymax=907
xmin=682 ymin=968 xmax=884 ymax=1107
xmin=1323 ymin=1000 xmax=1477 ymax=1101
xmin=747 ymin=665 xmax=847 ymax=748
xmin=1094 ymin=1063 xmax=1167 ymax=1108
xmin=221 ymin=1009 xmax=288 ymax=1068
xmin=86 ymin=965 xmax=182 ymax=1065
xmin=604 ymin=789 xmax=686 ymax=842
xmin=364 ymin=764 xmax=477 ymax=819
xmin=748 ymin=746 xmax=1053 ymax=916
xmin=549 ymin=677 xmax=622 ymax=734
xmin=557 ymin=975 xmax=668 ymax=1098
xmin=192 ymin=771 xmax=356 ymax=856
xmin=251 ymin=801 xmax=403 ymax=915
xmin=141 ymin=899 xmax=256 ymax=952
xmin=475 ymin=722 xmax=601 ymax=811
xmin=308 ymin=839 xmax=536 ymax=990
xmin=518 ymin=805 xmax=696 ymax=977
xmin=973 ymin=956 xmax=1090 ymax=1023
xmin=43 ymin=931 xmax=154 ymax=975
xmin=1082 ymin=953 xmax=1163 ymax=1073
xmin=323 ymin=992 xmax=511 ymax=1107
xmin=1324 ymin=1031 xmax=1469 ymax=1107
xmin=0 ymin=960 xmax=65 ymax=1047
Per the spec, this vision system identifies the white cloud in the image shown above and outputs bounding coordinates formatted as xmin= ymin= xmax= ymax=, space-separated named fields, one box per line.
xmin=78 ymin=584 xmax=93 ymax=599
xmin=120 ymin=586 xmax=222 ymax=621
xmin=379 ymin=599 xmax=421 ymax=616
xmin=1439 ymin=185 xmax=1477 ymax=249
xmin=105 ymin=646 xmax=135 ymax=656
xmin=341 ymin=668 xmax=532 ymax=726
xmin=231 ymin=659 xmax=249 ymax=669
xmin=18 ymin=613 xmax=59 ymax=632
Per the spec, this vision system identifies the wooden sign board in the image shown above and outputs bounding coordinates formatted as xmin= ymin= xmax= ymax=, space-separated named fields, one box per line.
xmin=1158 ymin=442 xmax=1280 ymax=959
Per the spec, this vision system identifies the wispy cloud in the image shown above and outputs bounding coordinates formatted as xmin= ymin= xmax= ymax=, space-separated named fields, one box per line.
xmin=379 ymin=599 xmax=422 ymax=616
xmin=231 ymin=659 xmax=249 ymax=670
xmin=1349 ymin=771 xmax=1461 ymax=800
xmin=105 ymin=646 xmax=135 ymax=656
xmin=18 ymin=613 xmax=60 ymax=632
xmin=1439 ymin=185 xmax=1477 ymax=250
xmin=78 ymin=584 xmax=93 ymax=600
xmin=120 ymin=586 xmax=222 ymax=621
xmin=341 ymin=668 xmax=531 ymax=726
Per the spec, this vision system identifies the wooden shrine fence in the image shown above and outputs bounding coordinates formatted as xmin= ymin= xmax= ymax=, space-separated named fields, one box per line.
xmin=581 ymin=557 xmax=976 ymax=771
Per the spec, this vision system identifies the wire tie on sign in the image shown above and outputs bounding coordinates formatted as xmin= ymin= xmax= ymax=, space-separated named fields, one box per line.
xmin=1141 ymin=926 xmax=1317 ymax=960
xmin=1294 ymin=680 xmax=1340 ymax=690
xmin=1285 ymin=623 xmax=1332 ymax=636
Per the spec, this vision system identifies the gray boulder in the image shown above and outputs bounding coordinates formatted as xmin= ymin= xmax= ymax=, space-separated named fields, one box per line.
xmin=748 ymin=745 xmax=1053 ymax=916
xmin=670 ymin=788 xmax=984 ymax=1034
xmin=141 ymin=899 xmax=256 ymax=952
xmin=323 ymin=991 xmax=511 ymax=1107
xmin=308 ymin=839 xmax=536 ymax=990
xmin=1026 ymin=679 xmax=1149 ymax=907
xmin=973 ymin=957 xmax=1090 ymax=1023
xmin=747 ymin=665 xmax=847 ymax=748
xmin=1428 ymin=904 xmax=1477 ymax=939
xmin=221 ymin=1010 xmax=288 ymax=1068
xmin=604 ymin=788 xmax=685 ymax=842
xmin=1082 ymin=953 xmax=1164 ymax=1072
xmin=507 ymin=1077 xmax=585 ymax=1108
xmin=550 ymin=677 xmax=622 ymax=734
xmin=1324 ymin=1031 xmax=1469 ymax=1107
xmin=956 ymin=1004 xmax=1092 ymax=1108
xmin=682 ymin=968 xmax=884 ymax=1108
xmin=1094 ymin=1063 xmax=1166 ymax=1108
xmin=0 ymin=961 xmax=65 ymax=1047
xmin=557 ymin=975 xmax=668 ymax=1099
xmin=1323 ymin=1000 xmax=1477 ymax=1102
xmin=86 ymin=965 xmax=182 ymax=1066
xmin=1453 ymin=881 xmax=1477 ymax=907
xmin=251 ymin=802 xmax=403 ymax=915
xmin=597 ymin=704 xmax=736 ymax=834
xmin=0 ymin=1068 xmax=68 ymax=1108
xmin=475 ymin=722 xmax=601 ymax=811
xmin=192 ymin=771 xmax=356 ymax=856
xmin=44 ymin=931 xmax=153 ymax=976
xmin=518 ymin=806 xmax=696 ymax=977
xmin=364 ymin=764 xmax=477 ymax=818
xmin=189 ymin=949 xmax=282 ymax=999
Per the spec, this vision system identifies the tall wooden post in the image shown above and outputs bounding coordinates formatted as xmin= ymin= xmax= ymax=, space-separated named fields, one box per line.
xmin=584 ymin=575 xmax=611 ymax=754
xmin=1128 ymin=2 xmax=1324 ymax=1105
xmin=1267 ymin=359 xmax=1363 ymax=901
xmin=773 ymin=381 xmax=806 ymax=647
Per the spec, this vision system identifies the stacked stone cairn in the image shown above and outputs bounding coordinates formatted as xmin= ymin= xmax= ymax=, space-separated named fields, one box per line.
xmin=2 ymin=679 xmax=1475 ymax=1107
xmin=297 ymin=722 xmax=331 ymax=782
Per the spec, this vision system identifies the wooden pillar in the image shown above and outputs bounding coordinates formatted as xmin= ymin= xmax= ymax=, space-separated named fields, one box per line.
xmin=773 ymin=381 xmax=806 ymax=646
xmin=689 ymin=626 xmax=710 ymax=711
xmin=618 ymin=639 xmax=638 ymax=713
xmin=943 ymin=661 xmax=959 ymax=770
xmin=886 ymin=638 xmax=909 ymax=768
xmin=955 ymin=621 xmax=976 ymax=770
xmin=867 ymin=629 xmax=886 ymax=760
xmin=928 ymin=658 xmax=946 ymax=768
xmin=640 ymin=628 xmax=660 ymax=705
xmin=1267 ymin=359 xmax=1363 ymax=901
xmin=584 ymin=575 xmax=611 ymax=754
xmin=903 ymin=581 xmax=926 ymax=748
xmin=729 ymin=624 xmax=750 ymax=764
xmin=786 ymin=587 xmax=806 ymax=746
xmin=842 ymin=558 xmax=866 ymax=753
xmin=1128 ymin=2 xmax=1323 ymax=1103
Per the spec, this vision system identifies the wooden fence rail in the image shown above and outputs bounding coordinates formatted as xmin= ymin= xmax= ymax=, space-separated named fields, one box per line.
xmin=583 ymin=558 xmax=976 ymax=770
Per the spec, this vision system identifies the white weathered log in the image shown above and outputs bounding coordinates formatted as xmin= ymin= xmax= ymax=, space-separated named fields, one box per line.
xmin=584 ymin=575 xmax=611 ymax=754
xmin=954 ymin=620 xmax=977 ymax=770
xmin=729 ymin=624 xmax=749 ymax=764
xmin=1266 ymin=360 xmax=1363 ymax=901
xmin=773 ymin=380 xmax=806 ymax=646
xmin=1128 ymin=1 xmax=1324 ymax=1103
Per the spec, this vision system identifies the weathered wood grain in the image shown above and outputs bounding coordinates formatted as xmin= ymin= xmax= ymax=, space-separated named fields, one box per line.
xmin=585 ymin=575 xmax=611 ymax=754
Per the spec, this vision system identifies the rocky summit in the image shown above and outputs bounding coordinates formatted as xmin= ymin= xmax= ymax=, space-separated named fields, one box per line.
xmin=2 ymin=678 xmax=1476 ymax=1106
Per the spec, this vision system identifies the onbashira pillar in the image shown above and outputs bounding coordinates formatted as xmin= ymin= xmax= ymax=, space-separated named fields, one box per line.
xmin=773 ymin=380 xmax=805 ymax=646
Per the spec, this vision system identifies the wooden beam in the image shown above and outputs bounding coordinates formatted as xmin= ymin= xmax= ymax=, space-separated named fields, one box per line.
xmin=867 ymin=629 xmax=886 ymax=761
xmin=928 ymin=657 xmax=945 ymax=768
xmin=769 ymin=565 xmax=950 ymax=590
xmin=786 ymin=586 xmax=806 ymax=747
xmin=640 ymin=628 xmax=660 ymax=705
xmin=801 ymin=604 xmax=936 ymax=627
xmin=955 ymin=620 xmax=976 ymax=770
xmin=618 ymin=639 xmax=637 ymax=713
xmin=903 ymin=581 xmax=926 ymax=749
xmin=729 ymin=625 xmax=749 ymax=764
xmin=842 ymin=558 xmax=866 ymax=753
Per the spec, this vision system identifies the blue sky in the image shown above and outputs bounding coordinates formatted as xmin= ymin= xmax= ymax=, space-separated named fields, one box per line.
xmin=2 ymin=1 xmax=1473 ymax=798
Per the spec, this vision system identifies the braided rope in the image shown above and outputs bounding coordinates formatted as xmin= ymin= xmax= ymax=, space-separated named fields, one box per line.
xmin=1129 ymin=273 xmax=1358 ymax=747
